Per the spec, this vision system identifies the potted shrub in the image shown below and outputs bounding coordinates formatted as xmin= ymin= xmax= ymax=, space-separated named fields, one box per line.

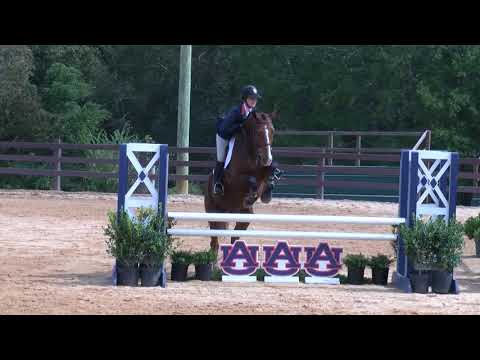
xmin=137 ymin=208 xmax=174 ymax=287
xmin=343 ymin=254 xmax=368 ymax=285
xmin=368 ymin=255 xmax=393 ymax=286
xmin=104 ymin=210 xmax=143 ymax=286
xmin=192 ymin=250 xmax=217 ymax=281
xmin=399 ymin=218 xmax=436 ymax=294
xmin=464 ymin=214 xmax=480 ymax=258
xmin=170 ymin=250 xmax=193 ymax=282
xmin=475 ymin=229 xmax=480 ymax=258
xmin=429 ymin=218 xmax=464 ymax=294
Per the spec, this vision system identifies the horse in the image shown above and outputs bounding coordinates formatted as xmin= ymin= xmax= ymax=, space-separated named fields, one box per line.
xmin=204 ymin=111 xmax=279 ymax=253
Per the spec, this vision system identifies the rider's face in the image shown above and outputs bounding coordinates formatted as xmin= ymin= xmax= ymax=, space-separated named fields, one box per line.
xmin=246 ymin=96 xmax=257 ymax=108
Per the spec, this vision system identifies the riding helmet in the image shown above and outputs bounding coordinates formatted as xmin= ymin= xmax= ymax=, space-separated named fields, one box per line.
xmin=241 ymin=85 xmax=261 ymax=100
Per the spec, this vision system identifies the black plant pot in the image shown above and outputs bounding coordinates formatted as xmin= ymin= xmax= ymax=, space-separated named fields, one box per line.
xmin=372 ymin=268 xmax=389 ymax=286
xmin=116 ymin=263 xmax=140 ymax=287
xmin=140 ymin=263 xmax=163 ymax=287
xmin=195 ymin=264 xmax=212 ymax=281
xmin=410 ymin=272 xmax=430 ymax=294
xmin=475 ymin=239 xmax=480 ymax=258
xmin=171 ymin=263 xmax=189 ymax=282
xmin=431 ymin=270 xmax=453 ymax=294
xmin=347 ymin=267 xmax=365 ymax=285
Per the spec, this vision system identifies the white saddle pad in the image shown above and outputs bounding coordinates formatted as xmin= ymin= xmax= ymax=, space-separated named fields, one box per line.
xmin=224 ymin=137 xmax=235 ymax=169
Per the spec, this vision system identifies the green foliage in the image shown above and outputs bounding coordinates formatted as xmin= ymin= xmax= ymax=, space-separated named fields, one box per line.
xmin=430 ymin=219 xmax=465 ymax=272
xmin=0 ymin=46 xmax=45 ymax=141
xmin=296 ymin=269 xmax=307 ymax=282
xmin=474 ymin=228 xmax=480 ymax=241
xmin=343 ymin=254 xmax=369 ymax=269
xmin=464 ymin=214 xmax=480 ymax=239
xmin=399 ymin=217 xmax=464 ymax=272
xmin=43 ymin=62 xmax=110 ymax=143
xmin=171 ymin=250 xmax=194 ymax=265
xmin=135 ymin=207 xmax=174 ymax=266
xmin=104 ymin=210 xmax=144 ymax=266
xmin=77 ymin=122 xmax=139 ymax=193
xmin=254 ymin=268 xmax=267 ymax=282
xmin=211 ymin=267 xmax=224 ymax=281
xmin=104 ymin=207 xmax=173 ymax=266
xmin=368 ymin=254 xmax=394 ymax=270
xmin=5 ymin=44 xmax=480 ymax=192
xmin=192 ymin=249 xmax=218 ymax=265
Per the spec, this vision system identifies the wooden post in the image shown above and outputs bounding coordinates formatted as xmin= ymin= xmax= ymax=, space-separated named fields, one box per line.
xmin=328 ymin=132 xmax=334 ymax=166
xmin=320 ymin=149 xmax=326 ymax=200
xmin=475 ymin=159 xmax=480 ymax=189
xmin=356 ymin=135 xmax=362 ymax=167
xmin=54 ymin=138 xmax=62 ymax=191
xmin=176 ymin=45 xmax=192 ymax=194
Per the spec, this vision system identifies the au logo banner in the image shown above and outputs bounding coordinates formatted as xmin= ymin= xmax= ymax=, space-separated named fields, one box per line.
xmin=220 ymin=240 xmax=343 ymax=284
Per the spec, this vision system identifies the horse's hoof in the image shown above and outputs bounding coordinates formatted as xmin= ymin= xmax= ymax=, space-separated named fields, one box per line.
xmin=261 ymin=193 xmax=272 ymax=204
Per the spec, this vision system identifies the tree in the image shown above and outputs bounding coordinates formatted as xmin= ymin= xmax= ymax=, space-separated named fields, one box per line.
xmin=0 ymin=45 xmax=45 ymax=141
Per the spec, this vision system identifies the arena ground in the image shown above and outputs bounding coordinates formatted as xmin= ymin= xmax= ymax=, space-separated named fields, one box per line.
xmin=1 ymin=190 xmax=479 ymax=315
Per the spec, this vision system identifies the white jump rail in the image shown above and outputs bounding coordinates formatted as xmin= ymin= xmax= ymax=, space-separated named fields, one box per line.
xmin=168 ymin=212 xmax=405 ymax=226
xmin=167 ymin=228 xmax=397 ymax=241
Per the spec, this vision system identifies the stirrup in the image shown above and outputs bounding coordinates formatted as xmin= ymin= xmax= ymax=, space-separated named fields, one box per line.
xmin=213 ymin=182 xmax=224 ymax=196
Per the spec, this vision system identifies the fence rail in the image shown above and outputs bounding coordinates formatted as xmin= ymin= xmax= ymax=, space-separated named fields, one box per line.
xmin=0 ymin=140 xmax=479 ymax=204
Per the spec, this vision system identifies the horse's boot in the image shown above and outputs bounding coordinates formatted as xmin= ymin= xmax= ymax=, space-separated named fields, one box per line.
xmin=213 ymin=161 xmax=225 ymax=196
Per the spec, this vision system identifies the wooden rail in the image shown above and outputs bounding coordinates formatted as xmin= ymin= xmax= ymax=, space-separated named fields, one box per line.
xmin=0 ymin=140 xmax=478 ymax=202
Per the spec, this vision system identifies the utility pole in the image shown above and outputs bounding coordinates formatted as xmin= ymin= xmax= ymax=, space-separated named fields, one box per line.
xmin=176 ymin=45 xmax=192 ymax=194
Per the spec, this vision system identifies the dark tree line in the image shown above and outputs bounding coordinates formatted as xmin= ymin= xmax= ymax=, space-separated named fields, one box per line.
xmin=1 ymin=45 xmax=480 ymax=155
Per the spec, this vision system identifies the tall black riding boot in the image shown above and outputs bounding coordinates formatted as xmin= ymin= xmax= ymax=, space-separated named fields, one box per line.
xmin=213 ymin=161 xmax=225 ymax=195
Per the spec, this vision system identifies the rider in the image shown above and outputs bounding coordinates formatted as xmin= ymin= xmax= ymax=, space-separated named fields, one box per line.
xmin=213 ymin=85 xmax=282 ymax=196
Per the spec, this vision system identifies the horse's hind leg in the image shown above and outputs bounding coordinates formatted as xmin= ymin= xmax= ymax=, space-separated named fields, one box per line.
xmin=209 ymin=221 xmax=228 ymax=254
xmin=231 ymin=208 xmax=253 ymax=244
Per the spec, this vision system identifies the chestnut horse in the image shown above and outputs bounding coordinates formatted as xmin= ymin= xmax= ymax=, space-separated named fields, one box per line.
xmin=204 ymin=111 xmax=278 ymax=253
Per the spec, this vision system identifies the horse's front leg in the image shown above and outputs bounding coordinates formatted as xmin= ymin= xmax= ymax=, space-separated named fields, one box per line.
xmin=243 ymin=176 xmax=259 ymax=208
xmin=209 ymin=221 xmax=228 ymax=254
xmin=231 ymin=208 xmax=253 ymax=244
xmin=259 ymin=163 xmax=283 ymax=204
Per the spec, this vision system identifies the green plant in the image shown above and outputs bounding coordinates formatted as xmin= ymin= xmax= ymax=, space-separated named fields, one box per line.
xmin=296 ymin=269 xmax=307 ymax=283
xmin=171 ymin=250 xmax=194 ymax=265
xmin=104 ymin=210 xmax=144 ymax=266
xmin=429 ymin=218 xmax=465 ymax=272
xmin=79 ymin=123 xmax=139 ymax=193
xmin=368 ymin=255 xmax=394 ymax=270
xmin=337 ymin=274 xmax=348 ymax=285
xmin=104 ymin=207 xmax=174 ymax=267
xmin=135 ymin=207 xmax=174 ymax=266
xmin=211 ymin=267 xmax=224 ymax=281
xmin=474 ymin=228 xmax=480 ymax=241
xmin=343 ymin=254 xmax=369 ymax=269
xmin=255 ymin=268 xmax=267 ymax=282
xmin=192 ymin=250 xmax=218 ymax=265
xmin=399 ymin=217 xmax=464 ymax=272
xmin=464 ymin=215 xmax=480 ymax=240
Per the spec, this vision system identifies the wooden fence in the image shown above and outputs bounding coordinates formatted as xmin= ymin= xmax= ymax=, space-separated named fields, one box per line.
xmin=0 ymin=141 xmax=479 ymax=204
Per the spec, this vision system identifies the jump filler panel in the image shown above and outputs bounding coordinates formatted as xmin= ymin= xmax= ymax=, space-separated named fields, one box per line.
xmin=220 ymin=240 xmax=343 ymax=284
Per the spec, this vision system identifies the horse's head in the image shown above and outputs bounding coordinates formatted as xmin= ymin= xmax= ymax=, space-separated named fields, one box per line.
xmin=244 ymin=111 xmax=277 ymax=167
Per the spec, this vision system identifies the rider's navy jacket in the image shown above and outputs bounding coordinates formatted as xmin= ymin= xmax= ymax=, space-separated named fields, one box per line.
xmin=216 ymin=104 xmax=254 ymax=140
